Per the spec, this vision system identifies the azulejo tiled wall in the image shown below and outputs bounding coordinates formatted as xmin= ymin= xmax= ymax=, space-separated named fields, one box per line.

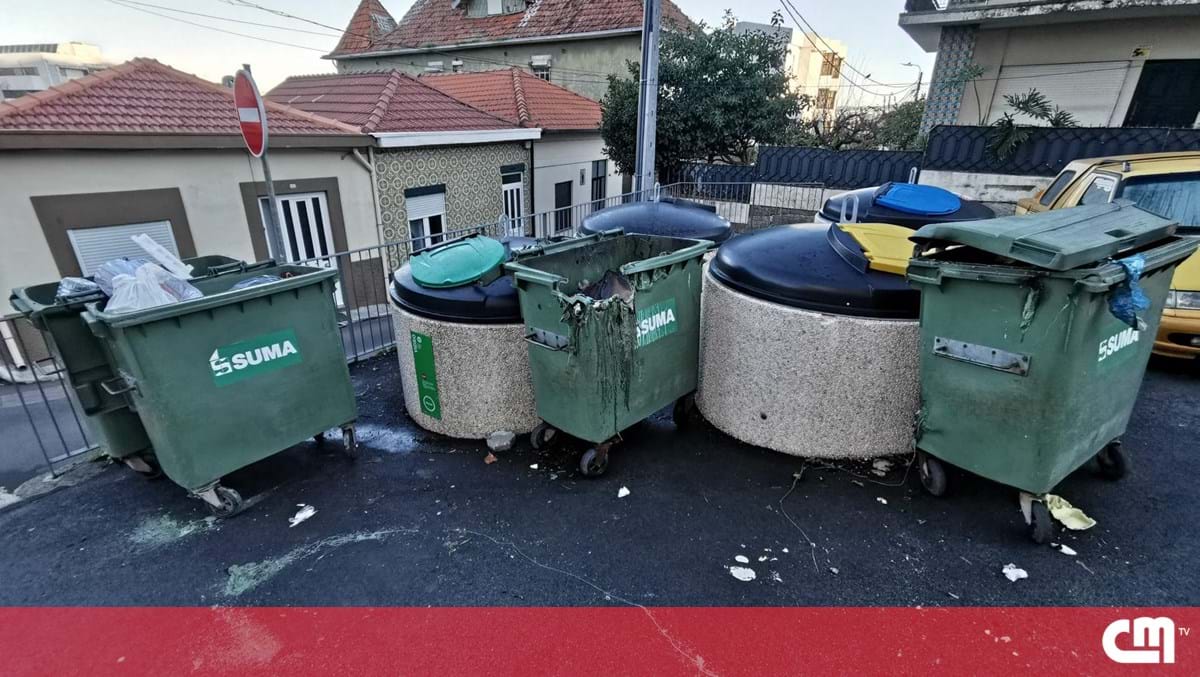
xmin=375 ymin=143 xmax=531 ymax=261
xmin=920 ymin=24 xmax=980 ymax=135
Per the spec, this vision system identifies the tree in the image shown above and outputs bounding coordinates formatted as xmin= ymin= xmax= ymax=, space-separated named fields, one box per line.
xmin=600 ymin=11 xmax=807 ymax=175
xmin=873 ymin=99 xmax=926 ymax=151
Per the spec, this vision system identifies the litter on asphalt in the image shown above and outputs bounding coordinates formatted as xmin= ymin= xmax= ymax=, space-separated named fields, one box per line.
xmin=289 ymin=504 xmax=317 ymax=528
xmin=1002 ymin=563 xmax=1028 ymax=582
xmin=1045 ymin=494 xmax=1096 ymax=530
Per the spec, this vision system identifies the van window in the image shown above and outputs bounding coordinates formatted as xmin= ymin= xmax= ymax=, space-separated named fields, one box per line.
xmin=1078 ymin=175 xmax=1118 ymax=205
xmin=1039 ymin=170 xmax=1076 ymax=206
xmin=1118 ymin=172 xmax=1200 ymax=229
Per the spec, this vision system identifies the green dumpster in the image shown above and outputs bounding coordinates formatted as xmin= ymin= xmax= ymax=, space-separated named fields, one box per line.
xmin=504 ymin=231 xmax=713 ymax=476
xmin=8 ymin=255 xmax=244 ymax=474
xmin=906 ymin=202 xmax=1198 ymax=542
xmin=82 ymin=264 xmax=358 ymax=515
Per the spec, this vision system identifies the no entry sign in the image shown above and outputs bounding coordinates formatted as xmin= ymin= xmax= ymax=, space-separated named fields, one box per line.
xmin=233 ymin=69 xmax=268 ymax=157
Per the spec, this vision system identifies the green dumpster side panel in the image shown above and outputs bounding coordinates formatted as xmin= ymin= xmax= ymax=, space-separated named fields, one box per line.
xmin=507 ymin=233 xmax=710 ymax=444
xmin=910 ymin=202 xmax=1177 ymax=271
xmin=909 ymin=236 xmax=1197 ymax=494
xmin=85 ymin=266 xmax=356 ymax=492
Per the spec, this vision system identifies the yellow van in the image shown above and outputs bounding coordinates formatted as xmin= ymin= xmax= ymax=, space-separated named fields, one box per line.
xmin=1017 ymin=152 xmax=1200 ymax=360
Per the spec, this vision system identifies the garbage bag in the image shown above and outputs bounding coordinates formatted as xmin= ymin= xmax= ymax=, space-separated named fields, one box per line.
xmin=94 ymin=258 xmax=150 ymax=296
xmin=55 ymin=277 xmax=102 ymax=302
xmin=581 ymin=270 xmax=634 ymax=304
xmin=230 ymin=275 xmax=281 ymax=291
xmin=1109 ymin=254 xmax=1150 ymax=330
xmin=105 ymin=262 xmax=202 ymax=314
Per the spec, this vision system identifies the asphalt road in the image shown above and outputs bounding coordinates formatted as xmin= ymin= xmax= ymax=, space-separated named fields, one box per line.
xmin=1 ymin=353 xmax=1197 ymax=607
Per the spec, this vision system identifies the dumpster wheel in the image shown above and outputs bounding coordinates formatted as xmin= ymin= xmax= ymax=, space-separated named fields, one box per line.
xmin=342 ymin=426 xmax=359 ymax=459
xmin=530 ymin=422 xmax=560 ymax=451
xmin=672 ymin=393 xmax=700 ymax=429
xmin=917 ymin=450 xmax=947 ymax=497
xmin=196 ymin=484 xmax=244 ymax=518
xmin=579 ymin=444 xmax=611 ymax=478
xmin=1094 ymin=441 xmax=1127 ymax=481
xmin=1027 ymin=500 xmax=1054 ymax=545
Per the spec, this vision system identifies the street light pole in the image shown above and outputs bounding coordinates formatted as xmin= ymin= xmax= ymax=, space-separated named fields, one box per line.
xmin=633 ymin=0 xmax=662 ymax=199
xmin=901 ymin=61 xmax=924 ymax=103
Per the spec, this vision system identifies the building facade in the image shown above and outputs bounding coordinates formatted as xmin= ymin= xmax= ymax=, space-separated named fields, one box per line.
xmin=733 ymin=22 xmax=848 ymax=120
xmin=0 ymin=43 xmax=111 ymax=101
xmin=902 ymin=0 xmax=1200 ymax=132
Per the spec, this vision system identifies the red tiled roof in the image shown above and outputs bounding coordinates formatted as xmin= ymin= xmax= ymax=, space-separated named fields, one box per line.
xmin=266 ymin=71 xmax=519 ymax=133
xmin=328 ymin=0 xmax=693 ymax=57
xmin=421 ymin=68 xmax=600 ymax=131
xmin=331 ymin=0 xmax=397 ymax=56
xmin=0 ymin=58 xmax=360 ymax=137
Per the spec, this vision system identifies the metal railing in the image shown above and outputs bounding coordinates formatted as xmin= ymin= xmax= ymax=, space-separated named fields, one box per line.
xmin=1 ymin=179 xmax=826 ymax=484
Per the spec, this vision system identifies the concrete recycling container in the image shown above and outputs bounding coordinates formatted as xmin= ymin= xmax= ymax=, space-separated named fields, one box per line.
xmin=580 ymin=197 xmax=733 ymax=243
xmin=818 ymin=183 xmax=994 ymax=230
xmin=8 ymin=255 xmax=242 ymax=475
xmin=907 ymin=201 xmax=1197 ymax=543
xmin=698 ymin=222 xmax=921 ymax=459
xmin=82 ymin=263 xmax=357 ymax=516
xmin=505 ymin=231 xmax=713 ymax=477
xmin=389 ymin=235 xmax=539 ymax=439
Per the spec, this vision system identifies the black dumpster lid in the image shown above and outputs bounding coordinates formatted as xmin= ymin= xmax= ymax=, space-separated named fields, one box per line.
xmin=708 ymin=223 xmax=919 ymax=319
xmin=820 ymin=185 xmax=995 ymax=229
xmin=579 ymin=197 xmax=733 ymax=243
xmin=389 ymin=236 xmax=536 ymax=323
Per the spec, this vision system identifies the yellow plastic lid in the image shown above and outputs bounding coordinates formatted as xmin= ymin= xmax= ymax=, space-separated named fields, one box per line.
xmin=839 ymin=223 xmax=916 ymax=276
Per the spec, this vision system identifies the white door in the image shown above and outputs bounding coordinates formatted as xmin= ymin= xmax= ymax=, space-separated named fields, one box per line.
xmin=501 ymin=171 xmax=525 ymax=236
xmin=259 ymin=192 xmax=342 ymax=304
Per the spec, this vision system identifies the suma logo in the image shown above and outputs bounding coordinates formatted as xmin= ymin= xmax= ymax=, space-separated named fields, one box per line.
xmin=1097 ymin=326 xmax=1140 ymax=363
xmin=635 ymin=299 xmax=678 ymax=349
xmin=209 ymin=329 xmax=302 ymax=387
xmin=1103 ymin=617 xmax=1178 ymax=664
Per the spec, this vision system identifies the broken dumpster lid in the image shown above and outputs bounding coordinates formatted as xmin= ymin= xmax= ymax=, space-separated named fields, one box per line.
xmin=910 ymin=201 xmax=1178 ymax=271
xmin=410 ymin=235 xmax=507 ymax=289
xmin=391 ymin=237 xmax=533 ymax=323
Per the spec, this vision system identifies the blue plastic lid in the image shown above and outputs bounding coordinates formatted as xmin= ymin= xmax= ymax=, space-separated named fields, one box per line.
xmin=874 ymin=183 xmax=962 ymax=217
xmin=410 ymin=235 xmax=506 ymax=289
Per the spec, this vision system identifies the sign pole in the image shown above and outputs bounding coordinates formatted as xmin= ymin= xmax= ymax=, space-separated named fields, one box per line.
xmin=633 ymin=0 xmax=662 ymax=200
xmin=234 ymin=64 xmax=286 ymax=262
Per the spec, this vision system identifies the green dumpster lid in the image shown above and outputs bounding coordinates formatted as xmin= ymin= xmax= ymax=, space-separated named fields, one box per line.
xmin=909 ymin=201 xmax=1178 ymax=271
xmin=410 ymin=235 xmax=507 ymax=289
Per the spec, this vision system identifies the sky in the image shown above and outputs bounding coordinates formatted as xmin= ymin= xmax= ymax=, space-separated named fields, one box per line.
xmin=0 ymin=0 xmax=934 ymax=105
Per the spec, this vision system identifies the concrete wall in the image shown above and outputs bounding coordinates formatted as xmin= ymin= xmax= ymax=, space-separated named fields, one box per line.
xmin=918 ymin=169 xmax=1051 ymax=215
xmin=956 ymin=16 xmax=1200 ymax=126
xmin=374 ymin=142 xmax=531 ymax=254
xmin=335 ymin=34 xmax=641 ymax=101
xmin=0 ymin=147 xmax=377 ymax=313
xmin=531 ymin=133 xmax=620 ymax=214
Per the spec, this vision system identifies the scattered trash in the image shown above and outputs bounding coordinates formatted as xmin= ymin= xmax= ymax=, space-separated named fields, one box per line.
xmin=734 ymin=555 xmax=750 ymax=564
xmin=94 ymin=257 xmax=150 ymax=295
xmin=871 ymin=459 xmax=893 ymax=476
xmin=947 ymin=592 xmax=960 ymax=600
xmin=105 ymin=262 xmax=201 ymax=314
xmin=829 ymin=567 xmax=839 ymax=575
xmin=1045 ymin=494 xmax=1096 ymax=530
xmin=876 ymin=497 xmax=888 ymax=505
xmin=55 ymin=277 xmax=101 ymax=301
xmin=529 ymin=463 xmax=539 ymax=470
xmin=289 ymin=504 xmax=317 ymax=528
xmin=483 ymin=452 xmax=498 ymax=465
xmin=757 ymin=555 xmax=768 ymax=562
xmin=617 ymin=486 xmax=631 ymax=498
xmin=729 ymin=566 xmax=756 ymax=582
xmin=486 ymin=430 xmax=515 ymax=453
xmin=1052 ymin=543 xmax=1077 ymax=556
xmin=0 ymin=488 xmax=22 ymax=510
xmin=581 ymin=270 xmax=634 ymax=304
xmin=1001 ymin=563 xmax=1028 ymax=582
xmin=230 ymin=275 xmax=281 ymax=291
xmin=782 ymin=547 xmax=789 ymax=553
xmin=770 ymin=571 xmax=783 ymax=583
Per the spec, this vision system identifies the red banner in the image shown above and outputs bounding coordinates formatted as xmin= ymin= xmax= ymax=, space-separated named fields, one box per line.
xmin=2 ymin=607 xmax=1194 ymax=674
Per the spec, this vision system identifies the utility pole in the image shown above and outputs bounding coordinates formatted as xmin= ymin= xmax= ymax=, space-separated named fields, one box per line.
xmin=633 ymin=0 xmax=661 ymax=198
xmin=902 ymin=61 xmax=923 ymax=104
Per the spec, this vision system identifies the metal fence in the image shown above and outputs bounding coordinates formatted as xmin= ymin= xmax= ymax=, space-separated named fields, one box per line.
xmin=677 ymin=146 xmax=923 ymax=191
xmin=923 ymin=125 xmax=1200 ymax=177
xmin=1 ymin=180 xmax=825 ymax=483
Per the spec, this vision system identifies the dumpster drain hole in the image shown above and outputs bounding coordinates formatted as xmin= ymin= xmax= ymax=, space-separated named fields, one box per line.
xmin=760 ymin=413 xmax=768 ymax=421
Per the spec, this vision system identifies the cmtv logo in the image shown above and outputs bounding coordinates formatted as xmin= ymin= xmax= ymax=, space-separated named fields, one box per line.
xmin=1103 ymin=617 xmax=1185 ymax=664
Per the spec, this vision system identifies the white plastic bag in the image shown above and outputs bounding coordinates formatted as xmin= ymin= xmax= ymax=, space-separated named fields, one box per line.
xmin=133 ymin=233 xmax=193 ymax=279
xmin=105 ymin=263 xmax=202 ymax=314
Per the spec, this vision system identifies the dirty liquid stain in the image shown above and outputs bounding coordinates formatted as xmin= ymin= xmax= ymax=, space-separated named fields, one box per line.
xmin=221 ymin=528 xmax=412 ymax=597
xmin=129 ymin=514 xmax=218 ymax=547
xmin=353 ymin=423 xmax=423 ymax=454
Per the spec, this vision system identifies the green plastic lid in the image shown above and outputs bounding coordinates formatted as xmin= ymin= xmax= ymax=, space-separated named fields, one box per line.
xmin=910 ymin=200 xmax=1177 ymax=271
xmin=410 ymin=235 xmax=507 ymax=289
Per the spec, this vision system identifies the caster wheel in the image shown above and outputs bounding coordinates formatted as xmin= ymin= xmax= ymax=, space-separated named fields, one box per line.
xmin=530 ymin=422 xmax=559 ymax=451
xmin=579 ymin=448 xmax=609 ymax=477
xmin=314 ymin=432 xmax=327 ymax=444
xmin=917 ymin=451 xmax=947 ymax=497
xmin=1028 ymin=500 xmax=1053 ymax=544
xmin=1095 ymin=441 xmax=1127 ymax=481
xmin=342 ymin=427 xmax=359 ymax=459
xmin=207 ymin=486 xmax=244 ymax=518
xmin=126 ymin=455 xmax=163 ymax=481
xmin=672 ymin=393 xmax=698 ymax=428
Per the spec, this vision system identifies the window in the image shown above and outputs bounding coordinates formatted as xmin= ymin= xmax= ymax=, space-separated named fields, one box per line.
xmin=405 ymin=187 xmax=447 ymax=252
xmin=58 ymin=67 xmax=88 ymax=79
xmin=258 ymin=192 xmax=335 ymax=262
xmin=486 ymin=0 xmax=502 ymax=14
xmin=1078 ymin=175 xmax=1118 ymax=206
xmin=67 ymin=221 xmax=178 ymax=277
xmin=0 ymin=67 xmax=38 ymax=76
xmin=1118 ymin=172 xmax=1200 ymax=229
xmin=425 ymin=61 xmax=444 ymax=73
xmin=554 ymin=181 xmax=573 ymax=233
xmin=816 ymin=88 xmax=836 ymax=110
xmin=531 ymin=55 xmax=552 ymax=82
xmin=820 ymin=54 xmax=842 ymax=78
xmin=1 ymin=89 xmax=37 ymax=99
xmin=1039 ymin=170 xmax=1077 ymax=207
xmin=590 ymin=160 xmax=607 ymax=209
xmin=1124 ymin=60 xmax=1200 ymax=128
xmin=451 ymin=59 xmax=464 ymax=73
xmin=501 ymin=169 xmax=525 ymax=234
